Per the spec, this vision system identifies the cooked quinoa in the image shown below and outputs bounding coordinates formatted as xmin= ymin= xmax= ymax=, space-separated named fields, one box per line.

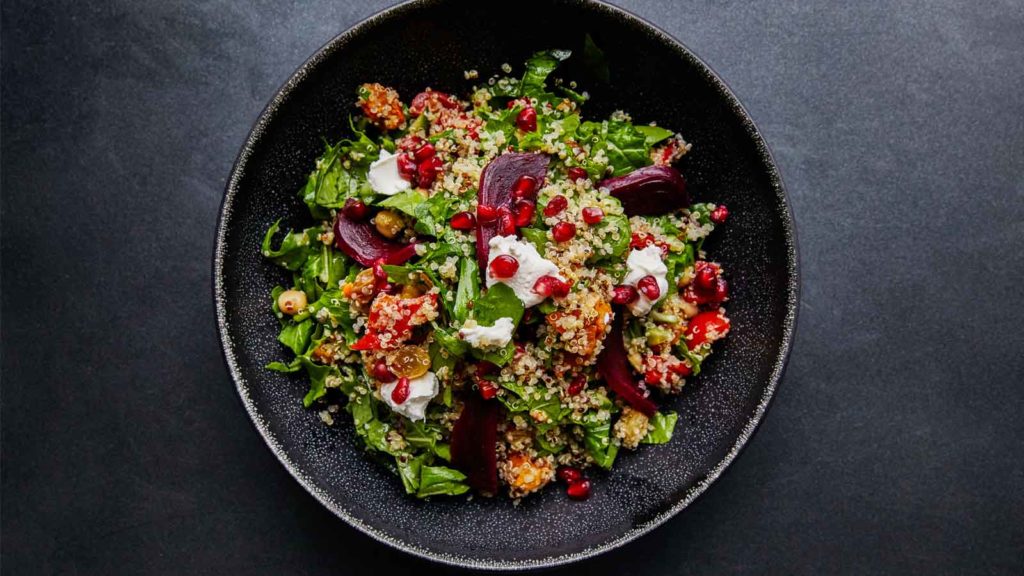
xmin=262 ymin=50 xmax=732 ymax=500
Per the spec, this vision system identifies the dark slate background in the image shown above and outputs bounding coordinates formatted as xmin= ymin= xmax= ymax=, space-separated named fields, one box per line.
xmin=2 ymin=0 xmax=1022 ymax=574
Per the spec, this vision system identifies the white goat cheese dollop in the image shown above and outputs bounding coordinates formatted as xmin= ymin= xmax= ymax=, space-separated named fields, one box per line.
xmin=367 ymin=149 xmax=411 ymax=196
xmin=459 ymin=317 xmax=515 ymax=349
xmin=380 ymin=371 xmax=438 ymax=422
xmin=486 ymin=235 xmax=564 ymax=308
xmin=622 ymin=246 xmax=669 ymax=316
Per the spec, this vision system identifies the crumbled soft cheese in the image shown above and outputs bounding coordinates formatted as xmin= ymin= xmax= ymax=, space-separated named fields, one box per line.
xmin=623 ymin=246 xmax=669 ymax=316
xmin=486 ymin=235 xmax=564 ymax=308
xmin=367 ymin=149 xmax=411 ymax=196
xmin=380 ymin=372 xmax=438 ymax=422
xmin=459 ymin=317 xmax=515 ymax=349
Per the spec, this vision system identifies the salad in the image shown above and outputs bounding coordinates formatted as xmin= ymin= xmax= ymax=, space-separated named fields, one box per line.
xmin=262 ymin=50 xmax=731 ymax=501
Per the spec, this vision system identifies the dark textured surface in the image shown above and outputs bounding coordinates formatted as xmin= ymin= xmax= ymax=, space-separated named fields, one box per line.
xmin=2 ymin=0 xmax=1022 ymax=574
xmin=214 ymin=0 xmax=794 ymax=568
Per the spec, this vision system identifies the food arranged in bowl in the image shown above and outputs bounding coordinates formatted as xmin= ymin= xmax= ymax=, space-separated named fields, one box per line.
xmin=262 ymin=50 xmax=732 ymax=501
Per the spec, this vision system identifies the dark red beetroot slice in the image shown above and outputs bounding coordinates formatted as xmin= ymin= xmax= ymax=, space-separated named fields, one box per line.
xmin=598 ymin=165 xmax=689 ymax=216
xmin=597 ymin=316 xmax=658 ymax=416
xmin=333 ymin=213 xmax=419 ymax=267
xmin=450 ymin=394 xmax=499 ymax=495
xmin=476 ymin=153 xmax=549 ymax=270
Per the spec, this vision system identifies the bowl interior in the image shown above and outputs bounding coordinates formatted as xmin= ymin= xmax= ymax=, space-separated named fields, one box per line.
xmin=215 ymin=0 xmax=797 ymax=568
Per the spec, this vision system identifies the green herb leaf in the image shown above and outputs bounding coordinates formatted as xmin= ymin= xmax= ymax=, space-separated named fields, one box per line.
xmin=641 ymin=412 xmax=678 ymax=444
xmin=377 ymin=189 xmax=427 ymax=217
xmin=635 ymin=125 xmax=674 ymax=147
xmin=278 ymin=318 xmax=314 ymax=356
xmin=473 ymin=283 xmax=524 ymax=327
xmin=261 ymin=221 xmax=316 ymax=271
xmin=453 ymin=258 xmax=480 ymax=324
xmin=416 ymin=465 xmax=470 ymax=498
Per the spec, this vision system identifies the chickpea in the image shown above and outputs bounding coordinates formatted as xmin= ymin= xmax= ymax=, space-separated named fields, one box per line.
xmin=374 ymin=210 xmax=404 ymax=239
xmin=277 ymin=289 xmax=307 ymax=315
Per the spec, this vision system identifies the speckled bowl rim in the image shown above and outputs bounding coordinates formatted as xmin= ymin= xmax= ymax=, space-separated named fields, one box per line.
xmin=213 ymin=0 xmax=800 ymax=569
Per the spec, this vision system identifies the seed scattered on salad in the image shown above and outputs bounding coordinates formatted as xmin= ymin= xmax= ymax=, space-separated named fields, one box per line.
xmin=262 ymin=49 xmax=730 ymax=501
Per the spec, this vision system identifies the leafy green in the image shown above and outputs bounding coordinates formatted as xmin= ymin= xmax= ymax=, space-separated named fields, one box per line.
xmin=467 ymin=283 xmax=525 ymax=366
xmin=519 ymin=227 xmax=548 ymax=252
xmin=298 ymin=356 xmax=340 ymax=408
xmin=571 ymin=389 xmax=621 ymax=468
xmin=432 ymin=325 xmax=469 ymax=358
xmin=261 ymin=221 xmax=317 ymax=271
xmin=588 ymin=214 xmax=631 ymax=263
xmin=453 ymin=258 xmax=480 ymax=324
xmin=300 ymin=137 xmax=376 ymax=218
xmin=397 ymin=453 xmax=428 ymax=494
xmin=308 ymin=289 xmax=358 ymax=345
xmin=635 ymin=125 xmax=674 ymax=147
xmin=578 ymin=120 xmax=650 ymax=177
xmin=519 ymin=49 xmax=571 ymax=100
xmin=412 ymin=192 xmax=457 ymax=237
xmin=473 ymin=283 xmax=524 ymax=327
xmin=377 ymin=189 xmax=427 ymax=217
xmin=278 ymin=318 xmax=314 ymax=356
xmin=641 ymin=412 xmax=678 ymax=444
xmin=664 ymin=244 xmax=695 ymax=285
xmin=416 ymin=465 xmax=470 ymax=497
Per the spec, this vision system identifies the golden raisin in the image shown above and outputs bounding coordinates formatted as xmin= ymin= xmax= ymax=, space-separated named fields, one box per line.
xmin=374 ymin=210 xmax=404 ymax=239
xmin=388 ymin=345 xmax=431 ymax=378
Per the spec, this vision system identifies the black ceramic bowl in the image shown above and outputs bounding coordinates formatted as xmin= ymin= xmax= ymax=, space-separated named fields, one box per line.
xmin=214 ymin=0 xmax=798 ymax=569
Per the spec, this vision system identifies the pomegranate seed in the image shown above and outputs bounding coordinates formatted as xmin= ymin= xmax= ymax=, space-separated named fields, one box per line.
xmin=695 ymin=265 xmax=717 ymax=290
xmin=568 ymin=375 xmax=586 ymax=395
xmin=567 ymin=479 xmax=591 ymax=500
xmin=713 ymin=277 xmax=730 ymax=301
xmin=420 ymin=156 xmax=444 ymax=186
xmin=413 ymin=143 xmax=436 ymax=162
xmin=557 ymin=467 xmax=582 ymax=483
xmin=497 ymin=207 xmax=516 ymax=236
xmin=477 ymin=204 xmax=497 ymax=223
xmin=506 ymin=100 xmax=518 ymax=110
xmin=552 ymin=221 xmax=576 ymax=242
xmin=342 ymin=198 xmax=368 ymax=220
xmin=513 ymin=200 xmax=535 ymax=227
xmin=478 ymin=379 xmax=498 ymax=400
xmin=567 ymin=167 xmax=588 ymax=181
xmin=391 ymin=377 xmax=410 ymax=404
xmin=489 ymin=254 xmax=520 ymax=279
xmin=396 ymin=154 xmax=418 ymax=183
xmin=372 ymin=360 xmax=395 ymax=383
xmin=582 ymin=207 xmax=604 ymax=225
xmin=512 ymin=175 xmax=538 ymax=200
xmin=710 ymin=204 xmax=729 ymax=224
xmin=515 ymin=107 xmax=537 ymax=132
xmin=543 ymin=195 xmax=568 ymax=217
xmin=533 ymin=275 xmax=570 ymax=298
xmin=611 ymin=285 xmax=639 ymax=305
xmin=637 ymin=275 xmax=661 ymax=300
xmin=450 ymin=211 xmax=476 ymax=230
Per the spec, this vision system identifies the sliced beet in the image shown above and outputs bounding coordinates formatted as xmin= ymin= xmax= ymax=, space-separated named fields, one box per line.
xmin=597 ymin=316 xmax=658 ymax=416
xmin=333 ymin=212 xmax=419 ymax=267
xmin=476 ymin=153 xmax=549 ymax=269
xmin=598 ymin=165 xmax=688 ymax=216
xmin=450 ymin=394 xmax=499 ymax=495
